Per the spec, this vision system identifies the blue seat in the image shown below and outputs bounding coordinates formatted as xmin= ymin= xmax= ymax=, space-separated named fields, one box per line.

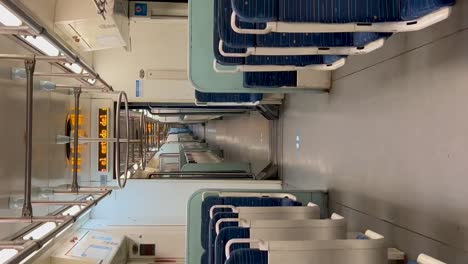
xmin=195 ymin=91 xmax=263 ymax=104
xmin=212 ymin=1 xmax=346 ymax=69
xmin=217 ymin=0 xmax=391 ymax=50
xmin=225 ymin=249 xmax=268 ymax=264
xmin=232 ymin=0 xmax=455 ymax=23
xmin=214 ymin=227 xmax=251 ymax=264
xmin=201 ymin=196 xmax=301 ymax=250
xmin=207 ymin=212 xmax=239 ymax=264
xmin=230 ymin=0 xmax=455 ymax=33
xmin=201 ymin=252 xmax=209 ymax=264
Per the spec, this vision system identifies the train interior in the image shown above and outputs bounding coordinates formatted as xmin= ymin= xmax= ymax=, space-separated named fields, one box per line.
xmin=0 ymin=0 xmax=466 ymax=263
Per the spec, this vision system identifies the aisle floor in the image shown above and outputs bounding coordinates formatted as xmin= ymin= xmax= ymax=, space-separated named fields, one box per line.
xmin=192 ymin=112 xmax=271 ymax=175
xmin=280 ymin=2 xmax=468 ymax=262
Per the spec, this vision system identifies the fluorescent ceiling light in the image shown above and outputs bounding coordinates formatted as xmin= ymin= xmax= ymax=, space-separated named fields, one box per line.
xmin=0 ymin=249 xmax=18 ymax=263
xmin=64 ymin=63 xmax=83 ymax=74
xmin=0 ymin=4 xmax=22 ymax=26
xmin=23 ymin=36 xmax=60 ymax=56
xmin=62 ymin=205 xmax=81 ymax=216
xmin=23 ymin=222 xmax=57 ymax=240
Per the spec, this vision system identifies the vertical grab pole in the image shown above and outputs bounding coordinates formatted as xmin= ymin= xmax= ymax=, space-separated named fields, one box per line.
xmin=71 ymin=88 xmax=82 ymax=193
xmin=22 ymin=57 xmax=36 ymax=217
xmin=140 ymin=112 xmax=146 ymax=170
xmin=156 ymin=121 xmax=160 ymax=150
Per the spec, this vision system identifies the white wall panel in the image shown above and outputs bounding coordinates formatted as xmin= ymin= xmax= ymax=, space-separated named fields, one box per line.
xmin=94 ymin=20 xmax=195 ymax=103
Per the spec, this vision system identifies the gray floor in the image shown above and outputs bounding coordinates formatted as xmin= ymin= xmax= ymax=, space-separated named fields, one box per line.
xmin=281 ymin=1 xmax=468 ymax=262
xmin=192 ymin=112 xmax=271 ymax=175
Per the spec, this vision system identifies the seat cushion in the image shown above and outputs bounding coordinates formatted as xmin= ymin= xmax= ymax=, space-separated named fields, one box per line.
xmin=257 ymin=32 xmax=392 ymax=48
xmin=232 ymin=0 xmax=454 ymax=23
xmin=221 ymin=0 xmax=391 ymax=48
xmin=195 ymin=91 xmax=263 ymax=103
xmin=245 ymin=54 xmax=342 ymax=66
xmin=214 ymin=227 xmax=250 ymax=264
xmin=244 ymin=71 xmax=297 ymax=88
xmin=279 ymin=0 xmax=401 ymax=23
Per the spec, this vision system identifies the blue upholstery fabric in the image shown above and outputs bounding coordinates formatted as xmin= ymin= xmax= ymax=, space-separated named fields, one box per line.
xmin=195 ymin=91 xmax=263 ymax=103
xmin=214 ymin=227 xmax=250 ymax=264
xmin=217 ymin=0 xmax=256 ymax=48
xmin=256 ymin=32 xmax=392 ymax=48
xmin=208 ymin=212 xmax=239 ymax=264
xmin=232 ymin=0 xmax=278 ymax=23
xmin=401 ymin=0 xmax=455 ymax=20
xmin=219 ymin=0 xmax=391 ymax=48
xmin=213 ymin=0 xmax=245 ymax=66
xmin=225 ymin=249 xmax=268 ymax=264
xmin=231 ymin=0 xmax=455 ymax=23
xmin=245 ymin=54 xmax=342 ymax=66
xmin=244 ymin=71 xmax=297 ymax=88
xmin=214 ymin=0 xmax=347 ymax=67
xmin=201 ymin=196 xmax=301 ymax=249
xmin=201 ymin=251 xmax=209 ymax=264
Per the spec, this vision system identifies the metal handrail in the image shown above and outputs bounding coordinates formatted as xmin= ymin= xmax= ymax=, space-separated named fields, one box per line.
xmin=0 ymin=190 xmax=112 ymax=264
xmin=115 ymin=91 xmax=130 ymax=188
xmin=92 ymin=0 xmax=107 ymax=20
xmin=70 ymin=88 xmax=82 ymax=192
xmin=147 ymin=171 xmax=255 ymax=179
xmin=0 ymin=0 xmax=114 ymax=91
xmin=140 ymin=112 xmax=147 ymax=170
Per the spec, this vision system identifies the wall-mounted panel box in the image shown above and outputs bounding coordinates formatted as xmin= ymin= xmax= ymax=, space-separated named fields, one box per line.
xmin=55 ymin=0 xmax=130 ymax=51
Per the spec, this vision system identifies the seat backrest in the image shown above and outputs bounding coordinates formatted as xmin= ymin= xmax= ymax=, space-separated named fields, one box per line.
xmin=400 ymin=0 xmax=455 ymax=20
xmin=267 ymin=239 xmax=387 ymax=264
xmin=195 ymin=91 xmax=263 ymax=104
xmin=208 ymin=212 xmax=239 ymax=264
xmin=246 ymin=218 xmax=347 ymax=241
xmin=201 ymin=196 xmax=302 ymax=249
xmin=237 ymin=206 xmax=320 ymax=220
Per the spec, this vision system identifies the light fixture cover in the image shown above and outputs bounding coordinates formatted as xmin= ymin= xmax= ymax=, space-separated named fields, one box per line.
xmin=0 ymin=4 xmax=22 ymax=26
xmin=65 ymin=63 xmax=83 ymax=74
xmin=23 ymin=36 xmax=60 ymax=56
xmin=22 ymin=222 xmax=57 ymax=240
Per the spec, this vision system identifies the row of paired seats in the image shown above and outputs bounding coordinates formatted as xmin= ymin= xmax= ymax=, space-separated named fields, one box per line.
xmin=195 ymin=91 xmax=263 ymax=105
xmin=200 ymin=191 xmax=446 ymax=264
xmin=199 ymin=0 xmax=455 ymax=104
